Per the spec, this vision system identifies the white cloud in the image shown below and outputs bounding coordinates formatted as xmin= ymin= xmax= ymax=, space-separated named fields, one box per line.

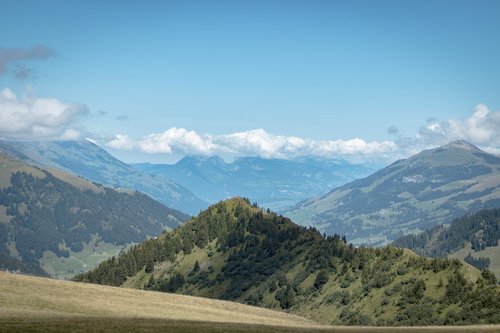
xmin=416 ymin=104 xmax=500 ymax=150
xmin=0 ymin=87 xmax=88 ymax=140
xmin=108 ymin=134 xmax=132 ymax=150
xmin=216 ymin=129 xmax=308 ymax=158
xmin=105 ymin=103 xmax=500 ymax=162
xmin=139 ymin=127 xmax=217 ymax=155
xmin=106 ymin=127 xmax=397 ymax=161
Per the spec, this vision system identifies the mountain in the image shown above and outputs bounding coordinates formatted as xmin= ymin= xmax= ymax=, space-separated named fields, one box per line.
xmin=0 ymin=140 xmax=207 ymax=214
xmin=0 ymin=152 xmax=189 ymax=278
xmin=284 ymin=141 xmax=500 ymax=246
xmin=75 ymin=198 xmax=500 ymax=326
xmin=393 ymin=208 xmax=500 ymax=280
xmin=133 ymin=156 xmax=377 ymax=211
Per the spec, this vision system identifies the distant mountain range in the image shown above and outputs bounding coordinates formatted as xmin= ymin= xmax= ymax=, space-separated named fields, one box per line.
xmin=133 ymin=156 xmax=377 ymax=211
xmin=284 ymin=141 xmax=500 ymax=246
xmin=0 ymin=140 xmax=207 ymax=214
xmin=0 ymin=152 xmax=189 ymax=277
xmin=76 ymin=197 xmax=500 ymax=326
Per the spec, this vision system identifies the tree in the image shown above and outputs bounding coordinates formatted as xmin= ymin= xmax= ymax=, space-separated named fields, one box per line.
xmin=481 ymin=269 xmax=497 ymax=285
xmin=192 ymin=260 xmax=200 ymax=274
xmin=314 ymin=270 xmax=329 ymax=290
xmin=146 ymin=275 xmax=156 ymax=290
xmin=145 ymin=258 xmax=154 ymax=273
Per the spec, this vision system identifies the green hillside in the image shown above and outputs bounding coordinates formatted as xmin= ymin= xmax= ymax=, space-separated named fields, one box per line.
xmin=394 ymin=208 xmax=500 ymax=280
xmin=0 ymin=153 xmax=189 ymax=278
xmin=284 ymin=141 xmax=500 ymax=246
xmin=75 ymin=198 xmax=500 ymax=326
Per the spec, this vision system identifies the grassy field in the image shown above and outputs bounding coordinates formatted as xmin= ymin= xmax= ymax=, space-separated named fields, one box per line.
xmin=1 ymin=271 xmax=499 ymax=333
xmin=0 ymin=153 xmax=46 ymax=188
xmin=450 ymin=243 xmax=500 ymax=280
xmin=40 ymin=235 xmax=126 ymax=279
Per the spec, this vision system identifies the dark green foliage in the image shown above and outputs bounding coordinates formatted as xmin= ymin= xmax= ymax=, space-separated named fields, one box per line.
xmin=324 ymin=290 xmax=351 ymax=306
xmin=145 ymin=258 xmax=154 ymax=273
xmin=464 ymin=253 xmax=490 ymax=270
xmin=445 ymin=269 xmax=472 ymax=304
xmin=313 ymin=270 xmax=329 ymax=290
xmin=158 ymin=272 xmax=185 ymax=293
xmin=145 ymin=275 xmax=156 ymax=290
xmin=394 ymin=208 xmax=500 ymax=258
xmin=481 ymin=269 xmax=498 ymax=285
xmin=275 ymin=285 xmax=295 ymax=309
xmin=442 ymin=272 xmax=500 ymax=325
xmin=399 ymin=279 xmax=426 ymax=306
xmin=396 ymin=304 xmax=439 ymax=326
xmin=0 ymin=252 xmax=48 ymax=276
xmin=339 ymin=308 xmax=373 ymax=325
xmin=192 ymin=260 xmax=200 ymax=274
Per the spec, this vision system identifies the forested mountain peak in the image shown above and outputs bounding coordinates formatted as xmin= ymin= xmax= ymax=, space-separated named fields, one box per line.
xmin=76 ymin=198 xmax=500 ymax=326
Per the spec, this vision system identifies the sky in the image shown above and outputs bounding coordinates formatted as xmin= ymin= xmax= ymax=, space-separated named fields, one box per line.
xmin=1 ymin=0 xmax=500 ymax=164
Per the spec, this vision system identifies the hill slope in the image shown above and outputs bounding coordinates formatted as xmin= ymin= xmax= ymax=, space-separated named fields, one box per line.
xmin=393 ymin=208 xmax=500 ymax=280
xmin=0 ymin=271 xmax=324 ymax=332
xmin=0 ymin=153 xmax=188 ymax=278
xmin=0 ymin=140 xmax=207 ymax=214
xmin=284 ymin=141 xmax=500 ymax=246
xmin=76 ymin=198 xmax=500 ymax=326
xmin=134 ymin=156 xmax=376 ymax=211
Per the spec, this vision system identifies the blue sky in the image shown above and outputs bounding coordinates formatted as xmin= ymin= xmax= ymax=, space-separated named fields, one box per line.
xmin=1 ymin=0 xmax=500 ymax=163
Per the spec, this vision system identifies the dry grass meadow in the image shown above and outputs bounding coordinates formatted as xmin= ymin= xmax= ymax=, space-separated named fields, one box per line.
xmin=1 ymin=271 xmax=499 ymax=333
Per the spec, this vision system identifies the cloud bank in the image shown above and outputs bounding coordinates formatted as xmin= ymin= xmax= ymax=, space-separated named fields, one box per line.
xmin=0 ymin=88 xmax=89 ymax=140
xmin=107 ymin=104 xmax=500 ymax=161
xmin=108 ymin=128 xmax=397 ymax=162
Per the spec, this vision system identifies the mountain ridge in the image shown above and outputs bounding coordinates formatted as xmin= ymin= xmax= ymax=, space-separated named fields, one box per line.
xmin=284 ymin=141 xmax=500 ymax=245
xmin=133 ymin=155 xmax=377 ymax=211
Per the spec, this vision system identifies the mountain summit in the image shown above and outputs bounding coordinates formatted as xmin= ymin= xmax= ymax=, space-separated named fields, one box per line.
xmin=284 ymin=141 xmax=500 ymax=246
